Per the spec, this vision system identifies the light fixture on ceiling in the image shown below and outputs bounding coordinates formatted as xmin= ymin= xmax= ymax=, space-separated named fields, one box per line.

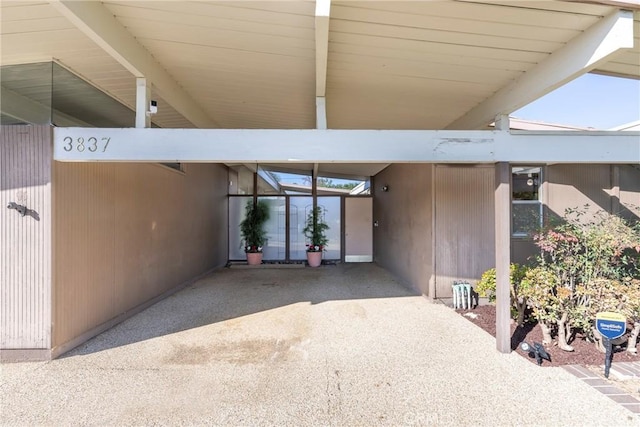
xmin=382 ymin=185 xmax=389 ymax=192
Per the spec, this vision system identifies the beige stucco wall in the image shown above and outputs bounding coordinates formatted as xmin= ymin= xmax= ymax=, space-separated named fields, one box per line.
xmin=373 ymin=164 xmax=433 ymax=295
xmin=52 ymin=161 xmax=228 ymax=352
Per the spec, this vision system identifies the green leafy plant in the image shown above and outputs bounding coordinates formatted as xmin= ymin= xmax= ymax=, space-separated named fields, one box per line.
xmin=533 ymin=207 xmax=640 ymax=288
xmin=476 ymin=263 xmax=528 ymax=325
xmin=239 ymin=200 xmax=270 ymax=253
xmin=478 ymin=207 xmax=640 ymax=354
xmin=527 ymin=207 xmax=640 ymax=352
xmin=623 ymin=279 xmax=640 ymax=354
xmin=303 ymin=206 xmax=329 ymax=252
xmin=519 ymin=266 xmax=562 ymax=346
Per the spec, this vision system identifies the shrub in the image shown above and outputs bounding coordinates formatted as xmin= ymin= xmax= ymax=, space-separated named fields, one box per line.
xmin=476 ymin=263 xmax=528 ymax=324
xmin=527 ymin=207 xmax=640 ymax=352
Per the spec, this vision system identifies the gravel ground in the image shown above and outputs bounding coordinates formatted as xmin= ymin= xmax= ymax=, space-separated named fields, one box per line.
xmin=1 ymin=263 xmax=638 ymax=426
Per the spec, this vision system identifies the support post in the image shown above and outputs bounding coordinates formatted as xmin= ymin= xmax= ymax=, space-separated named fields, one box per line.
xmin=495 ymin=162 xmax=511 ymax=353
xmin=312 ymin=166 xmax=318 ymax=209
xmin=428 ymin=165 xmax=437 ymax=300
xmin=494 ymin=114 xmax=510 ymax=132
xmin=611 ymin=165 xmax=620 ymax=214
xmin=136 ymin=78 xmax=151 ymax=129
xmin=252 ymin=170 xmax=258 ymax=206
xmin=316 ymin=97 xmax=327 ymax=130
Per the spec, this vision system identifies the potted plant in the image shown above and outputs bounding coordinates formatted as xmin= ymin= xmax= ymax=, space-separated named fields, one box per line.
xmin=239 ymin=199 xmax=270 ymax=265
xmin=303 ymin=206 xmax=329 ymax=267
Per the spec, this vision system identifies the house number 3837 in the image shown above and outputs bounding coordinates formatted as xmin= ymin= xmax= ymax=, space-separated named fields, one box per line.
xmin=62 ymin=136 xmax=111 ymax=153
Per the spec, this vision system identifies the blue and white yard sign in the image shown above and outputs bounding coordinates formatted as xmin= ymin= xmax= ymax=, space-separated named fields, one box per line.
xmin=595 ymin=312 xmax=626 ymax=340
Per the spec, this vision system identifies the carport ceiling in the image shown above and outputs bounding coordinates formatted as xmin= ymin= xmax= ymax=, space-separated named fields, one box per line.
xmin=2 ymin=2 xmax=639 ymax=153
xmin=2 ymin=1 xmax=638 ymax=130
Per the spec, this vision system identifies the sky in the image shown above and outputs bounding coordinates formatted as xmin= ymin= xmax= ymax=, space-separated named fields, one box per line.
xmin=513 ymin=73 xmax=640 ymax=130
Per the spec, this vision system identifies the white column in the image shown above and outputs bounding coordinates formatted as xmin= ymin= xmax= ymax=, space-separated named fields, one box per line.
xmin=136 ymin=78 xmax=151 ymax=129
xmin=495 ymin=162 xmax=511 ymax=353
xmin=316 ymin=97 xmax=327 ymax=130
xmin=611 ymin=165 xmax=620 ymax=214
xmin=494 ymin=114 xmax=510 ymax=131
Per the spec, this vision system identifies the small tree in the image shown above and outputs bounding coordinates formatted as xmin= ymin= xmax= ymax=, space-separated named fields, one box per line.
xmin=519 ymin=267 xmax=562 ymax=346
xmin=529 ymin=207 xmax=640 ymax=352
xmin=576 ymin=278 xmax=634 ymax=352
xmin=303 ymin=206 xmax=329 ymax=252
xmin=239 ymin=200 xmax=270 ymax=253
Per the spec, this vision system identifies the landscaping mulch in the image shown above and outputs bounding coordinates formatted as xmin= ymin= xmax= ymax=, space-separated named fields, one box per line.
xmin=458 ymin=304 xmax=638 ymax=367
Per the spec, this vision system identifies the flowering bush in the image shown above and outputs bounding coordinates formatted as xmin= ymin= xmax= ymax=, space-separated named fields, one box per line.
xmin=519 ymin=266 xmax=579 ymax=351
xmin=479 ymin=207 xmax=640 ymax=354
xmin=533 ymin=208 xmax=640 ymax=286
xmin=526 ymin=207 xmax=640 ymax=352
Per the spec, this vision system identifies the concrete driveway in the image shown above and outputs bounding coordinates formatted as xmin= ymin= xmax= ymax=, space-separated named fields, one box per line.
xmin=1 ymin=264 xmax=637 ymax=426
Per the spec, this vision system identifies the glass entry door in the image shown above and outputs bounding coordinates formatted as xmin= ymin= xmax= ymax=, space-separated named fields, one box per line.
xmin=289 ymin=197 xmax=313 ymax=260
xmin=289 ymin=196 xmax=341 ymax=261
xmin=229 ymin=196 xmax=342 ymax=262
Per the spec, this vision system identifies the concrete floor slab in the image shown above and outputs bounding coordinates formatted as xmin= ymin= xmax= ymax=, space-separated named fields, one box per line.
xmin=1 ymin=264 xmax=638 ymax=426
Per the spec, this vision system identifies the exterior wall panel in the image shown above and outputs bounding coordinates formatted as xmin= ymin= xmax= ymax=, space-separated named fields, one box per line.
xmin=53 ymin=162 xmax=228 ymax=351
xmin=434 ymin=166 xmax=495 ymax=298
xmin=546 ymin=164 xmax=612 ymax=219
xmin=515 ymin=164 xmax=640 ymax=265
xmin=373 ymin=164 xmax=432 ymax=295
xmin=1 ymin=125 xmax=52 ymax=349
xmin=619 ymin=165 xmax=640 ymax=219
xmin=511 ymin=239 xmax=538 ymax=265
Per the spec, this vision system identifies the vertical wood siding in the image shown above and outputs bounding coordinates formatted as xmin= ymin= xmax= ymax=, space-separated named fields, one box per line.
xmin=53 ymin=162 xmax=228 ymax=349
xmin=619 ymin=165 xmax=640 ymax=219
xmin=546 ymin=164 xmax=613 ymax=220
xmin=373 ymin=164 xmax=433 ymax=295
xmin=1 ymin=125 xmax=52 ymax=349
xmin=434 ymin=166 xmax=495 ymax=298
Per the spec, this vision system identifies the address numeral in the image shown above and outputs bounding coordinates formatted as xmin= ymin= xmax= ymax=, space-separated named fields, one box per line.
xmin=60 ymin=136 xmax=111 ymax=153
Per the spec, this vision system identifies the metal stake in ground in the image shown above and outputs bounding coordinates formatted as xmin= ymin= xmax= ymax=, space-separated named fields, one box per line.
xmin=595 ymin=312 xmax=626 ymax=379
xmin=603 ymin=338 xmax=613 ymax=379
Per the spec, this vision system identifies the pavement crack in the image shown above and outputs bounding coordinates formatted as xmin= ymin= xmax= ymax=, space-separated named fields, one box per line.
xmin=325 ymin=363 xmax=342 ymax=422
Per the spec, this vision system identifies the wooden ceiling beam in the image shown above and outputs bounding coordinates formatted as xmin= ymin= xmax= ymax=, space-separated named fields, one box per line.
xmin=49 ymin=0 xmax=217 ymax=128
xmin=447 ymin=9 xmax=635 ymax=129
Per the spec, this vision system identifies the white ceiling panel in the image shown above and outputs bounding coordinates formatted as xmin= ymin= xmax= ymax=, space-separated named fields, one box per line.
xmin=2 ymin=0 xmax=639 ymax=173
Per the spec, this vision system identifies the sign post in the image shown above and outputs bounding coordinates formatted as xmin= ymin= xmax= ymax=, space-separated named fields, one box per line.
xmin=595 ymin=312 xmax=627 ymax=378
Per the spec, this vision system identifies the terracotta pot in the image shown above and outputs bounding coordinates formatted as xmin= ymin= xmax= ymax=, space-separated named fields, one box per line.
xmin=246 ymin=252 xmax=263 ymax=265
xmin=307 ymin=251 xmax=322 ymax=267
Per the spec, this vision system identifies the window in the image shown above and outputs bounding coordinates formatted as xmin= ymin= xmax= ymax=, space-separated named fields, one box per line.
xmin=512 ymin=167 xmax=542 ymax=237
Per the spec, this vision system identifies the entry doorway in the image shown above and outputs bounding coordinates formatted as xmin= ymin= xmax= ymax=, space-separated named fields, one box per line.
xmin=229 ymin=195 xmax=372 ymax=263
xmin=345 ymin=197 xmax=373 ymax=262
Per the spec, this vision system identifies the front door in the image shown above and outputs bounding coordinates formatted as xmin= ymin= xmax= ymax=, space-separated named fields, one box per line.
xmin=344 ymin=197 xmax=373 ymax=262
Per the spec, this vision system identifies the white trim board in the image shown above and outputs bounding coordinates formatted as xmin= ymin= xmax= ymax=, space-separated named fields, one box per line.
xmin=53 ymin=128 xmax=640 ymax=164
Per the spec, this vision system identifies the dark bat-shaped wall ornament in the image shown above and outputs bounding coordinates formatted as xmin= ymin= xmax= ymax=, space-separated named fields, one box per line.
xmin=7 ymin=202 xmax=40 ymax=221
